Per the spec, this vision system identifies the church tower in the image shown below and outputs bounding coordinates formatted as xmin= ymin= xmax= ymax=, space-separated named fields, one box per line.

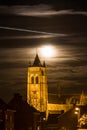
xmin=27 ymin=54 xmax=48 ymax=113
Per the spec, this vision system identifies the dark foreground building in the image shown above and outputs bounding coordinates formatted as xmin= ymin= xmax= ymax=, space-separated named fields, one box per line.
xmin=8 ymin=93 xmax=40 ymax=130
xmin=0 ymin=98 xmax=15 ymax=130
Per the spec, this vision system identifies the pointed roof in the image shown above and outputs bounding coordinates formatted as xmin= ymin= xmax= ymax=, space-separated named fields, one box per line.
xmin=32 ymin=54 xmax=42 ymax=67
xmin=0 ymin=98 xmax=7 ymax=109
xmin=43 ymin=61 xmax=46 ymax=67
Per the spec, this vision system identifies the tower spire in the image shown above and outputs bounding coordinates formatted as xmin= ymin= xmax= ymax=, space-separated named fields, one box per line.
xmin=32 ymin=53 xmax=42 ymax=67
xmin=43 ymin=60 xmax=46 ymax=67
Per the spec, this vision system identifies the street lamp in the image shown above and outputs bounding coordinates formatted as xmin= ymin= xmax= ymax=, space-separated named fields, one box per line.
xmin=74 ymin=107 xmax=81 ymax=128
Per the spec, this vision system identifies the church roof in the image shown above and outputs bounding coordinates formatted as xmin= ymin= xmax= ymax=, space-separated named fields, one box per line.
xmin=48 ymin=93 xmax=80 ymax=104
xmin=32 ymin=54 xmax=42 ymax=67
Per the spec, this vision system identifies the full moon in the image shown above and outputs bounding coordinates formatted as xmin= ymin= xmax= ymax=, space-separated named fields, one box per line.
xmin=40 ymin=45 xmax=56 ymax=58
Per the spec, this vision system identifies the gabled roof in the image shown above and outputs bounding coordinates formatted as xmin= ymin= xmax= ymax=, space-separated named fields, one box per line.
xmin=0 ymin=98 xmax=7 ymax=110
xmin=32 ymin=54 xmax=42 ymax=67
xmin=0 ymin=98 xmax=15 ymax=111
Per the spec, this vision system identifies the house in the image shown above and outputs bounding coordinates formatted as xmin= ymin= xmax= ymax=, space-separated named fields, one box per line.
xmin=8 ymin=93 xmax=41 ymax=130
xmin=0 ymin=98 xmax=15 ymax=130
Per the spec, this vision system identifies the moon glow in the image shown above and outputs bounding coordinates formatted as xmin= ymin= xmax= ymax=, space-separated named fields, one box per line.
xmin=40 ymin=45 xmax=56 ymax=58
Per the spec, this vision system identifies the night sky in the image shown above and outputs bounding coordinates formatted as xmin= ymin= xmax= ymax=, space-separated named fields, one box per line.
xmin=0 ymin=0 xmax=87 ymax=102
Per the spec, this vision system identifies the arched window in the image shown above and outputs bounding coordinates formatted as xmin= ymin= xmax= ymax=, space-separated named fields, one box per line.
xmin=36 ymin=76 xmax=38 ymax=84
xmin=31 ymin=76 xmax=34 ymax=84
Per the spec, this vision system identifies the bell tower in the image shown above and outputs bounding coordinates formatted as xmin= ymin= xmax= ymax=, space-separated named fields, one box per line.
xmin=27 ymin=54 xmax=48 ymax=113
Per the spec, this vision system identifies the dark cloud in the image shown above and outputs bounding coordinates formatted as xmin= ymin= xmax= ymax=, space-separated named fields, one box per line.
xmin=0 ymin=0 xmax=87 ymax=11
xmin=0 ymin=6 xmax=87 ymax=16
xmin=0 ymin=2 xmax=87 ymax=101
xmin=0 ymin=61 xmax=27 ymax=69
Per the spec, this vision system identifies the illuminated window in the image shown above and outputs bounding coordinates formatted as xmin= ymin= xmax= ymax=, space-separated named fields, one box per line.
xmin=36 ymin=76 xmax=38 ymax=84
xmin=31 ymin=76 xmax=34 ymax=84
